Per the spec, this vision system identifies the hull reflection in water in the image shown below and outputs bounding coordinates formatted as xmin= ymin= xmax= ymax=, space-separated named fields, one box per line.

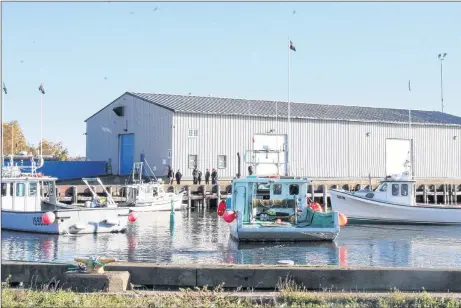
xmin=226 ymin=240 xmax=344 ymax=266
xmin=2 ymin=210 xmax=461 ymax=268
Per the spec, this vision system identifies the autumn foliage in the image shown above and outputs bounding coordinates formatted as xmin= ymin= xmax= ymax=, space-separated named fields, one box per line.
xmin=2 ymin=121 xmax=70 ymax=161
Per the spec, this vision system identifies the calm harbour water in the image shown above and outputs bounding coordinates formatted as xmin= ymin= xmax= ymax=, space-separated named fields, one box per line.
xmin=2 ymin=208 xmax=461 ymax=268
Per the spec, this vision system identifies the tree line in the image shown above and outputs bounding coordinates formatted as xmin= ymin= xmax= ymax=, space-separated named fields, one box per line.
xmin=2 ymin=121 xmax=82 ymax=161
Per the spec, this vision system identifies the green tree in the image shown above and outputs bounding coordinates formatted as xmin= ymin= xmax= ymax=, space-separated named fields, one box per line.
xmin=36 ymin=140 xmax=69 ymax=161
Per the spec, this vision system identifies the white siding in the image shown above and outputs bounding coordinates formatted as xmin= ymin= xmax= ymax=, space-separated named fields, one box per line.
xmin=172 ymin=113 xmax=461 ymax=180
xmin=86 ymin=94 xmax=173 ymax=175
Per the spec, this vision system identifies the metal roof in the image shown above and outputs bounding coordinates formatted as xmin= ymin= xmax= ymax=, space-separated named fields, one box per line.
xmin=85 ymin=92 xmax=461 ymax=126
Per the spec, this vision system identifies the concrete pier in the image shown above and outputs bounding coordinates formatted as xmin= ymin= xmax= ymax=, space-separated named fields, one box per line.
xmin=2 ymin=261 xmax=461 ymax=292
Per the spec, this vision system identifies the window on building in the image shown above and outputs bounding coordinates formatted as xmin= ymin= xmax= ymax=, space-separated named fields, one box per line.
xmin=401 ymin=184 xmax=409 ymax=196
xmin=188 ymin=129 xmax=198 ymax=138
xmin=29 ymin=183 xmax=38 ymax=196
xmin=289 ymin=184 xmax=299 ymax=195
xmin=217 ymin=155 xmax=227 ymax=169
xmin=16 ymin=183 xmax=25 ymax=197
xmin=112 ymin=106 xmax=125 ymax=117
xmin=188 ymin=155 xmax=198 ymax=169
xmin=392 ymin=184 xmax=399 ymax=196
xmin=1 ymin=183 xmax=7 ymax=196
xmin=273 ymin=184 xmax=282 ymax=195
xmin=167 ymin=149 xmax=172 ymax=159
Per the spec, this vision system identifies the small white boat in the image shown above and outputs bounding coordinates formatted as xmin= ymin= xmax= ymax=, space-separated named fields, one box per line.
xmin=220 ymin=175 xmax=342 ymax=242
xmin=122 ymin=162 xmax=185 ymax=212
xmin=1 ymin=156 xmax=135 ymax=235
xmin=330 ymin=171 xmax=461 ymax=225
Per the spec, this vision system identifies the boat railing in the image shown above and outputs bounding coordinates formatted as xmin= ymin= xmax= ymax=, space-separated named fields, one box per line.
xmin=1 ymin=155 xmax=44 ymax=178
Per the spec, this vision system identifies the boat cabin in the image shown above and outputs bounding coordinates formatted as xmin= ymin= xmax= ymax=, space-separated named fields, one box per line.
xmin=230 ymin=176 xmax=310 ymax=225
xmin=355 ymin=172 xmax=416 ymax=206
xmin=1 ymin=163 xmax=58 ymax=212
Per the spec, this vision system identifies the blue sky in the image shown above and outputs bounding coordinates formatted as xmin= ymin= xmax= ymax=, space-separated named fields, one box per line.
xmin=2 ymin=2 xmax=460 ymax=156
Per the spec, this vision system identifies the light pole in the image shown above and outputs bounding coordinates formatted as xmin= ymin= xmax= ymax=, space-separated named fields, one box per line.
xmin=438 ymin=53 xmax=447 ymax=113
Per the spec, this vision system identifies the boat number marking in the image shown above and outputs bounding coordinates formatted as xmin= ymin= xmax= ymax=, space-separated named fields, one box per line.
xmin=32 ymin=217 xmax=46 ymax=226
xmin=336 ymin=195 xmax=346 ymax=200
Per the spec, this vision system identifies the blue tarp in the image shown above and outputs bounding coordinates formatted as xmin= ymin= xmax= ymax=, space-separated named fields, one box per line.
xmin=2 ymin=160 xmax=107 ymax=180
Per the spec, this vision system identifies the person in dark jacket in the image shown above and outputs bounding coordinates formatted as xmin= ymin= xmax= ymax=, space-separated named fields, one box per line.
xmin=192 ymin=167 xmax=198 ymax=185
xmin=211 ymin=168 xmax=218 ymax=185
xmin=175 ymin=170 xmax=182 ymax=185
xmin=205 ymin=169 xmax=210 ymax=185
xmin=167 ymin=167 xmax=174 ymax=184
xmin=197 ymin=170 xmax=203 ymax=185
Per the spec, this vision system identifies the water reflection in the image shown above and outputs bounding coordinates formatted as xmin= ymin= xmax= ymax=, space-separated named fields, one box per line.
xmin=2 ymin=209 xmax=461 ymax=268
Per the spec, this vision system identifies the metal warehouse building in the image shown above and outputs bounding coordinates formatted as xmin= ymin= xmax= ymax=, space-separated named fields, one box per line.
xmin=85 ymin=92 xmax=461 ymax=180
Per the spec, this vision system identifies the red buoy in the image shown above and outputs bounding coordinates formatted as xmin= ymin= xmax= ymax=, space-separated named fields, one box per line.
xmin=309 ymin=202 xmax=323 ymax=212
xmin=42 ymin=212 xmax=56 ymax=225
xmin=217 ymin=201 xmax=226 ymax=216
xmin=223 ymin=211 xmax=237 ymax=223
xmin=128 ymin=212 xmax=137 ymax=223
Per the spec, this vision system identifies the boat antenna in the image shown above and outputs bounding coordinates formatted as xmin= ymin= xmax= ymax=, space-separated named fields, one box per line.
xmin=408 ymin=80 xmax=413 ymax=179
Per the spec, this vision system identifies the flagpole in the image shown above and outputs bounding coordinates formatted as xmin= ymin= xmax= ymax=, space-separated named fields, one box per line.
xmin=287 ymin=36 xmax=291 ymax=177
xmin=40 ymin=87 xmax=43 ymax=157
xmin=408 ymin=80 xmax=413 ymax=178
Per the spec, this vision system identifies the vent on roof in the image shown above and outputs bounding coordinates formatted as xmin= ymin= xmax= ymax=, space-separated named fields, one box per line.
xmin=113 ymin=106 xmax=125 ymax=117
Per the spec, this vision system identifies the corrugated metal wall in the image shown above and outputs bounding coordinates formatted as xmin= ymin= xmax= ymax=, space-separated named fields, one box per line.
xmin=86 ymin=94 xmax=173 ymax=175
xmin=172 ymin=113 xmax=461 ymax=179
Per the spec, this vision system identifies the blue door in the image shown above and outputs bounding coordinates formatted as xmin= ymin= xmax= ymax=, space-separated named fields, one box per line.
xmin=119 ymin=134 xmax=134 ymax=175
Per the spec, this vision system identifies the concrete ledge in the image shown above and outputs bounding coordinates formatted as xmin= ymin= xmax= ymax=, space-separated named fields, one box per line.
xmin=59 ymin=271 xmax=130 ymax=293
xmin=2 ymin=261 xmax=461 ymax=292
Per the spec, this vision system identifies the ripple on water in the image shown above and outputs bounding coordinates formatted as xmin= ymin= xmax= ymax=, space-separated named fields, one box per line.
xmin=2 ymin=209 xmax=461 ymax=267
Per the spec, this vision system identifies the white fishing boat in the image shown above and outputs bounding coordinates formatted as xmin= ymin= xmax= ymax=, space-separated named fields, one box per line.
xmin=330 ymin=171 xmax=461 ymax=225
xmin=121 ymin=162 xmax=184 ymax=212
xmin=1 ymin=156 xmax=136 ymax=234
xmin=218 ymin=149 xmax=345 ymax=242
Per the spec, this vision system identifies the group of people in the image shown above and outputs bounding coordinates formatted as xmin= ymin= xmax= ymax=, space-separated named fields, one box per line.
xmin=167 ymin=166 xmax=218 ymax=185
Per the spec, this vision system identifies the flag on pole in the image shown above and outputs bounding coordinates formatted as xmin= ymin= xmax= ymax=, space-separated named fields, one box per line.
xmin=38 ymin=83 xmax=45 ymax=94
xmin=289 ymin=40 xmax=296 ymax=52
xmin=408 ymin=80 xmax=411 ymax=92
xmin=2 ymin=82 xmax=7 ymax=94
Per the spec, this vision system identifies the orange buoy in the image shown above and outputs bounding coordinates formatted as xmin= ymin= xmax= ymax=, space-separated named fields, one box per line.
xmin=309 ymin=201 xmax=323 ymax=212
xmin=338 ymin=212 xmax=348 ymax=227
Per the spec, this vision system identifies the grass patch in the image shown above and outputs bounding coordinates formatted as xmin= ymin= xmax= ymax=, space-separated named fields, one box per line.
xmin=2 ymin=275 xmax=461 ymax=308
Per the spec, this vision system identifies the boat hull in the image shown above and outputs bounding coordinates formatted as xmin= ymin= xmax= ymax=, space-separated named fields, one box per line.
xmin=229 ymin=220 xmax=339 ymax=242
xmin=330 ymin=189 xmax=461 ymax=225
xmin=1 ymin=207 xmax=131 ymax=234
xmin=128 ymin=195 xmax=184 ymax=212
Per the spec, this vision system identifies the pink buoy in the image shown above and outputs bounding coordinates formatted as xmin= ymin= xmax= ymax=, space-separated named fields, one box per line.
xmin=128 ymin=212 xmax=137 ymax=223
xmin=42 ymin=212 xmax=55 ymax=225
xmin=223 ymin=211 xmax=237 ymax=223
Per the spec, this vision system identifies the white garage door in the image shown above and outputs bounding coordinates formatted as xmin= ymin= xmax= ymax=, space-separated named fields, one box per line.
xmin=386 ymin=139 xmax=412 ymax=176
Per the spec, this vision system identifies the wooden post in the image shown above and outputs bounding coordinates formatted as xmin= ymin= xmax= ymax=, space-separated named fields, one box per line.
xmin=311 ymin=184 xmax=316 ymax=202
xmin=71 ymin=186 xmax=78 ymax=204
xmin=423 ymin=185 xmax=427 ymax=204
xmin=322 ymin=184 xmax=327 ymax=211
xmin=443 ymin=184 xmax=447 ymax=205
